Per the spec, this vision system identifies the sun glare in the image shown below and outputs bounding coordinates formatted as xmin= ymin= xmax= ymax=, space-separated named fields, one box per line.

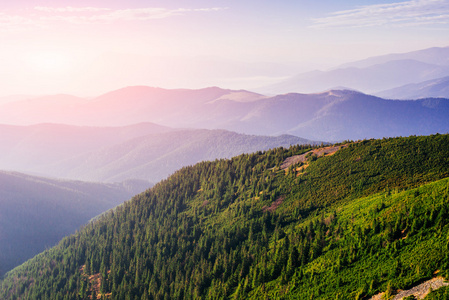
xmin=28 ymin=52 xmax=72 ymax=73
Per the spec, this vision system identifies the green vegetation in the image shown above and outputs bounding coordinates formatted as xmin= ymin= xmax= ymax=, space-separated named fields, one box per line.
xmin=1 ymin=134 xmax=449 ymax=299
xmin=426 ymin=286 xmax=449 ymax=299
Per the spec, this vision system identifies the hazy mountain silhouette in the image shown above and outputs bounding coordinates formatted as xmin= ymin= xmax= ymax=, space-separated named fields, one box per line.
xmin=51 ymin=129 xmax=317 ymax=183
xmin=0 ymin=124 xmax=317 ymax=183
xmin=261 ymin=59 xmax=449 ymax=95
xmin=257 ymin=46 xmax=449 ymax=95
xmin=339 ymin=46 xmax=449 ymax=69
xmin=0 ymin=171 xmax=145 ymax=277
xmin=376 ymin=76 xmax=449 ymax=100
xmin=0 ymin=122 xmax=172 ymax=177
xmin=1 ymin=87 xmax=448 ymax=142
xmin=221 ymin=90 xmax=449 ymax=141
xmin=0 ymin=87 xmax=265 ymax=127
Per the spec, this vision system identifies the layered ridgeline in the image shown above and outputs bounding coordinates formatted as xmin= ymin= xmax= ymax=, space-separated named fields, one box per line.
xmin=0 ymin=122 xmax=171 ymax=183
xmin=0 ymin=171 xmax=147 ymax=278
xmin=261 ymin=46 xmax=449 ymax=95
xmin=376 ymin=76 xmax=449 ymax=100
xmin=51 ymin=129 xmax=314 ymax=183
xmin=1 ymin=87 xmax=449 ymax=141
xmin=0 ymin=124 xmax=315 ymax=183
xmin=2 ymin=135 xmax=449 ymax=299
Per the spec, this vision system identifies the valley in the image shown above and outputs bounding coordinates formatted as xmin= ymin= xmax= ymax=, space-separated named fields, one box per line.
xmin=0 ymin=45 xmax=449 ymax=300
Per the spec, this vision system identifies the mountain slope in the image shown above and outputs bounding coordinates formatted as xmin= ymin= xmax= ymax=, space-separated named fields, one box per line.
xmin=220 ymin=90 xmax=449 ymax=141
xmin=340 ymin=46 xmax=449 ymax=69
xmin=260 ymin=46 xmax=449 ymax=95
xmin=0 ymin=122 xmax=171 ymax=177
xmin=52 ymin=129 xmax=316 ymax=183
xmin=0 ymin=171 xmax=147 ymax=277
xmin=261 ymin=59 xmax=449 ymax=95
xmin=376 ymin=76 xmax=449 ymax=100
xmin=0 ymin=124 xmax=317 ymax=183
xmin=2 ymin=134 xmax=449 ymax=299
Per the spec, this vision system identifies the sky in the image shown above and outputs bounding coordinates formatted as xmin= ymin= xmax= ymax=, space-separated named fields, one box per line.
xmin=0 ymin=0 xmax=448 ymax=97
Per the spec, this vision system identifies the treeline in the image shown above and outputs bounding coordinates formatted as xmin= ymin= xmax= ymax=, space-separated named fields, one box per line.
xmin=1 ymin=134 xmax=449 ymax=299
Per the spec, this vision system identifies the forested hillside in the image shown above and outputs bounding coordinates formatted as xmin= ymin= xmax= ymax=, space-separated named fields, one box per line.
xmin=1 ymin=134 xmax=449 ymax=299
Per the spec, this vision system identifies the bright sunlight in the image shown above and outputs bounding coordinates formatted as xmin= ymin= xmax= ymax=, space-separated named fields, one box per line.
xmin=27 ymin=51 xmax=73 ymax=73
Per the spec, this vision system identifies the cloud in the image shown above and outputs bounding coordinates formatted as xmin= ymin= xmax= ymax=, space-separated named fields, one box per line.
xmin=0 ymin=6 xmax=227 ymax=30
xmin=34 ymin=7 xmax=111 ymax=13
xmin=0 ymin=12 xmax=40 ymax=31
xmin=35 ymin=6 xmax=227 ymax=24
xmin=311 ymin=0 xmax=449 ymax=28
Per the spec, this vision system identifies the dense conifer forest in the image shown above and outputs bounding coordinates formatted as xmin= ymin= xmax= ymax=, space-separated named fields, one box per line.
xmin=1 ymin=134 xmax=449 ymax=299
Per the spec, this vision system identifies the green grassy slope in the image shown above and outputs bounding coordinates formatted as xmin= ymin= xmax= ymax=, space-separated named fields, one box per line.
xmin=1 ymin=134 xmax=448 ymax=299
xmin=250 ymin=177 xmax=449 ymax=299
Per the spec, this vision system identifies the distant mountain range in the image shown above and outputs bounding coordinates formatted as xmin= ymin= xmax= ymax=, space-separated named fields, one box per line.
xmin=1 ymin=86 xmax=448 ymax=142
xmin=0 ymin=87 xmax=265 ymax=127
xmin=0 ymin=122 xmax=171 ymax=177
xmin=376 ymin=76 xmax=449 ymax=100
xmin=0 ymin=124 xmax=316 ymax=183
xmin=0 ymin=171 xmax=144 ymax=277
xmin=229 ymin=90 xmax=449 ymax=141
xmin=51 ymin=129 xmax=315 ymax=183
xmin=340 ymin=46 xmax=449 ymax=69
xmin=260 ymin=46 xmax=449 ymax=95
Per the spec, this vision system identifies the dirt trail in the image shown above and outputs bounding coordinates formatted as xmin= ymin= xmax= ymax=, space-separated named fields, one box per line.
xmin=368 ymin=277 xmax=449 ymax=300
xmin=280 ymin=144 xmax=348 ymax=171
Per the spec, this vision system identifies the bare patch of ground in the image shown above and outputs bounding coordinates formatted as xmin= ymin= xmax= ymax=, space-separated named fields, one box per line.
xmin=280 ymin=155 xmax=307 ymax=171
xmin=80 ymin=264 xmax=110 ymax=299
xmin=368 ymin=277 xmax=449 ymax=300
xmin=280 ymin=144 xmax=348 ymax=171
xmin=88 ymin=273 xmax=102 ymax=299
xmin=262 ymin=196 xmax=285 ymax=212
xmin=295 ymin=164 xmax=310 ymax=176
xmin=393 ymin=277 xmax=448 ymax=300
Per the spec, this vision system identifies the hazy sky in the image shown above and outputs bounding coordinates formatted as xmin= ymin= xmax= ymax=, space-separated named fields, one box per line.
xmin=0 ymin=0 xmax=448 ymax=96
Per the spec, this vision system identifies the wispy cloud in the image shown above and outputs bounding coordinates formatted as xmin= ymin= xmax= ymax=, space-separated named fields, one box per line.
xmin=34 ymin=7 xmax=111 ymax=13
xmin=38 ymin=8 xmax=180 ymax=23
xmin=0 ymin=6 xmax=227 ymax=31
xmin=0 ymin=12 xmax=40 ymax=31
xmin=37 ymin=7 xmax=228 ymax=24
xmin=311 ymin=0 xmax=449 ymax=28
